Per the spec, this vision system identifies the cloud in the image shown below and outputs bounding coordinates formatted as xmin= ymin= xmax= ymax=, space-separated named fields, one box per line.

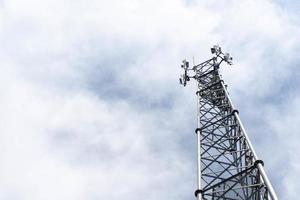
xmin=265 ymin=96 xmax=300 ymax=200
xmin=0 ymin=0 xmax=299 ymax=199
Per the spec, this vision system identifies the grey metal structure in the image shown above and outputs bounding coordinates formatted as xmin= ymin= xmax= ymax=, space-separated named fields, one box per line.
xmin=179 ymin=46 xmax=278 ymax=200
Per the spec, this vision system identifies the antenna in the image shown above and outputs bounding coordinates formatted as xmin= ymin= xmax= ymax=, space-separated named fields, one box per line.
xmin=179 ymin=46 xmax=278 ymax=200
xmin=179 ymin=45 xmax=232 ymax=87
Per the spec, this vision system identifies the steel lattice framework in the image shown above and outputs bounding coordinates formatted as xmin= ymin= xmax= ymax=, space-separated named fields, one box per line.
xmin=179 ymin=46 xmax=278 ymax=200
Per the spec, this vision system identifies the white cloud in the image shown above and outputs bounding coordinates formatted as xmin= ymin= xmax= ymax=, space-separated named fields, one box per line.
xmin=266 ymin=96 xmax=300 ymax=199
xmin=0 ymin=0 xmax=299 ymax=199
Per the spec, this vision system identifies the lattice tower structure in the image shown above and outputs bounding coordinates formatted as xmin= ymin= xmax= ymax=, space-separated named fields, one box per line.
xmin=179 ymin=46 xmax=278 ymax=200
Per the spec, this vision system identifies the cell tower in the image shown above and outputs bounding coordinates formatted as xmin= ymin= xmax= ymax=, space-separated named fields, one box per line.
xmin=179 ymin=46 xmax=278 ymax=200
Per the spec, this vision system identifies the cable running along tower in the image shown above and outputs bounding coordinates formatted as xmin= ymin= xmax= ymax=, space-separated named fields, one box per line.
xmin=179 ymin=46 xmax=278 ymax=200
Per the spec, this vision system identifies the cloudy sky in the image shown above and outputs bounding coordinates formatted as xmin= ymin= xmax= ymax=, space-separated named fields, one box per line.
xmin=0 ymin=0 xmax=300 ymax=199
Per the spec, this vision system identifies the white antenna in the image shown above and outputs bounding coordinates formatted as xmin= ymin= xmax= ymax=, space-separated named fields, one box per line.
xmin=193 ymin=56 xmax=195 ymax=66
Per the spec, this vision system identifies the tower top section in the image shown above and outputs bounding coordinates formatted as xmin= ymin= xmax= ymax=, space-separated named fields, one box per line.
xmin=179 ymin=45 xmax=233 ymax=87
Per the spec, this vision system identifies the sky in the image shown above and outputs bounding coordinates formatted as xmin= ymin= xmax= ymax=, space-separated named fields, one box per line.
xmin=0 ymin=0 xmax=300 ymax=199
